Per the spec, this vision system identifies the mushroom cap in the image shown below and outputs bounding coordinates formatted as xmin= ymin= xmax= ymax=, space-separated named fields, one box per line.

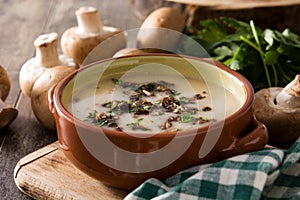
xmin=31 ymin=65 xmax=76 ymax=130
xmin=19 ymin=54 xmax=77 ymax=97
xmin=0 ymin=107 xmax=18 ymax=129
xmin=61 ymin=26 xmax=126 ymax=65
xmin=253 ymin=87 xmax=300 ymax=148
xmin=0 ymin=65 xmax=11 ymax=101
xmin=19 ymin=58 xmax=46 ymax=97
xmin=0 ymin=65 xmax=18 ymax=129
xmin=137 ymin=7 xmax=185 ymax=51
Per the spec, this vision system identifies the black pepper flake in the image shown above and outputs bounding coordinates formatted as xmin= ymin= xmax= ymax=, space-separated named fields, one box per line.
xmin=195 ymin=93 xmax=206 ymax=100
xmin=202 ymin=106 xmax=212 ymax=112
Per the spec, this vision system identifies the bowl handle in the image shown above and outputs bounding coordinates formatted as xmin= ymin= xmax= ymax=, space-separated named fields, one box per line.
xmin=47 ymin=86 xmax=56 ymax=114
xmin=237 ymin=117 xmax=269 ymax=152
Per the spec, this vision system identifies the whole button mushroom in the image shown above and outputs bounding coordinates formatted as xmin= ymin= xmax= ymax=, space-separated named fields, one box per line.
xmin=253 ymin=75 xmax=300 ymax=148
xmin=61 ymin=6 xmax=127 ymax=65
xmin=19 ymin=32 xmax=78 ymax=130
xmin=137 ymin=7 xmax=185 ymax=52
xmin=0 ymin=65 xmax=18 ymax=129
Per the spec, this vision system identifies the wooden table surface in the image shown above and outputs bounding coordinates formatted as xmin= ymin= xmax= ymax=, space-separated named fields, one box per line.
xmin=0 ymin=0 xmax=177 ymax=199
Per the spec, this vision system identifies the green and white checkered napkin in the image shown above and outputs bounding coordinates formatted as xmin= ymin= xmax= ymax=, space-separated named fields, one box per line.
xmin=125 ymin=139 xmax=300 ymax=200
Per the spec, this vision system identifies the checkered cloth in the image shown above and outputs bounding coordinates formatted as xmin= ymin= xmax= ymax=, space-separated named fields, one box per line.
xmin=125 ymin=139 xmax=300 ymax=200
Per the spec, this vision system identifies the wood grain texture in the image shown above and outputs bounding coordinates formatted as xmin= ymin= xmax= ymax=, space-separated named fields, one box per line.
xmin=14 ymin=142 xmax=128 ymax=200
xmin=0 ymin=1 xmax=57 ymax=199
xmin=0 ymin=0 xmax=54 ymax=106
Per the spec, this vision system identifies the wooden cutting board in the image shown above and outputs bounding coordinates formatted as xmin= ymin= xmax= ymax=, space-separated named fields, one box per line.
xmin=13 ymin=142 xmax=128 ymax=200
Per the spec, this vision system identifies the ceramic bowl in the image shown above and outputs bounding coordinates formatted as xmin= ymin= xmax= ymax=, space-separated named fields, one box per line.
xmin=48 ymin=54 xmax=268 ymax=189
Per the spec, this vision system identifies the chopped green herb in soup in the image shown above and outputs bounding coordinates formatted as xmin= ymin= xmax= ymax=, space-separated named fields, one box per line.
xmin=85 ymin=79 xmax=215 ymax=131
xmin=70 ymin=76 xmax=241 ymax=133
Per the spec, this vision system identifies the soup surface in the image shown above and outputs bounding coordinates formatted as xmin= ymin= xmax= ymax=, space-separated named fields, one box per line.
xmin=68 ymin=73 xmax=242 ymax=134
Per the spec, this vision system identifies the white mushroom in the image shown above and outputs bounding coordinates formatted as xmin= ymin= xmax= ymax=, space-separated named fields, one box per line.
xmin=19 ymin=32 xmax=78 ymax=130
xmin=253 ymin=75 xmax=300 ymax=148
xmin=137 ymin=7 xmax=185 ymax=52
xmin=61 ymin=6 xmax=127 ymax=65
xmin=0 ymin=65 xmax=18 ymax=129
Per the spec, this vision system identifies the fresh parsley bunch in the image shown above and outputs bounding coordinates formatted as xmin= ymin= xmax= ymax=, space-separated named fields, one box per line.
xmin=180 ymin=17 xmax=300 ymax=91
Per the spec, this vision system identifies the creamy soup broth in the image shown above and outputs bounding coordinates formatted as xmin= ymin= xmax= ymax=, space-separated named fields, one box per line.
xmin=67 ymin=72 xmax=243 ymax=134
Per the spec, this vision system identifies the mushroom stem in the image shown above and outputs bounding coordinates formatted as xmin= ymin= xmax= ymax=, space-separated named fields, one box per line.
xmin=75 ymin=6 xmax=103 ymax=34
xmin=34 ymin=32 xmax=61 ymax=67
xmin=276 ymin=75 xmax=300 ymax=108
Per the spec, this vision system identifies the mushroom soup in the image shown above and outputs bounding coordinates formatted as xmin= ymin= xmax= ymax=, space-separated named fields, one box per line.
xmin=67 ymin=73 xmax=242 ymax=134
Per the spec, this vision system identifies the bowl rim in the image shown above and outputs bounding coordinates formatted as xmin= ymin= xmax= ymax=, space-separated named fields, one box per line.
xmin=53 ymin=54 xmax=254 ymax=138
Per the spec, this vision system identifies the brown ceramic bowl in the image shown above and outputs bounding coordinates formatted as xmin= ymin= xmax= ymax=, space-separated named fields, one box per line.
xmin=48 ymin=54 xmax=268 ymax=190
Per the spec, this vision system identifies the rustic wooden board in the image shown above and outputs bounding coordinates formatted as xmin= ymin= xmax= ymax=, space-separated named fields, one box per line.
xmin=13 ymin=142 xmax=128 ymax=200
